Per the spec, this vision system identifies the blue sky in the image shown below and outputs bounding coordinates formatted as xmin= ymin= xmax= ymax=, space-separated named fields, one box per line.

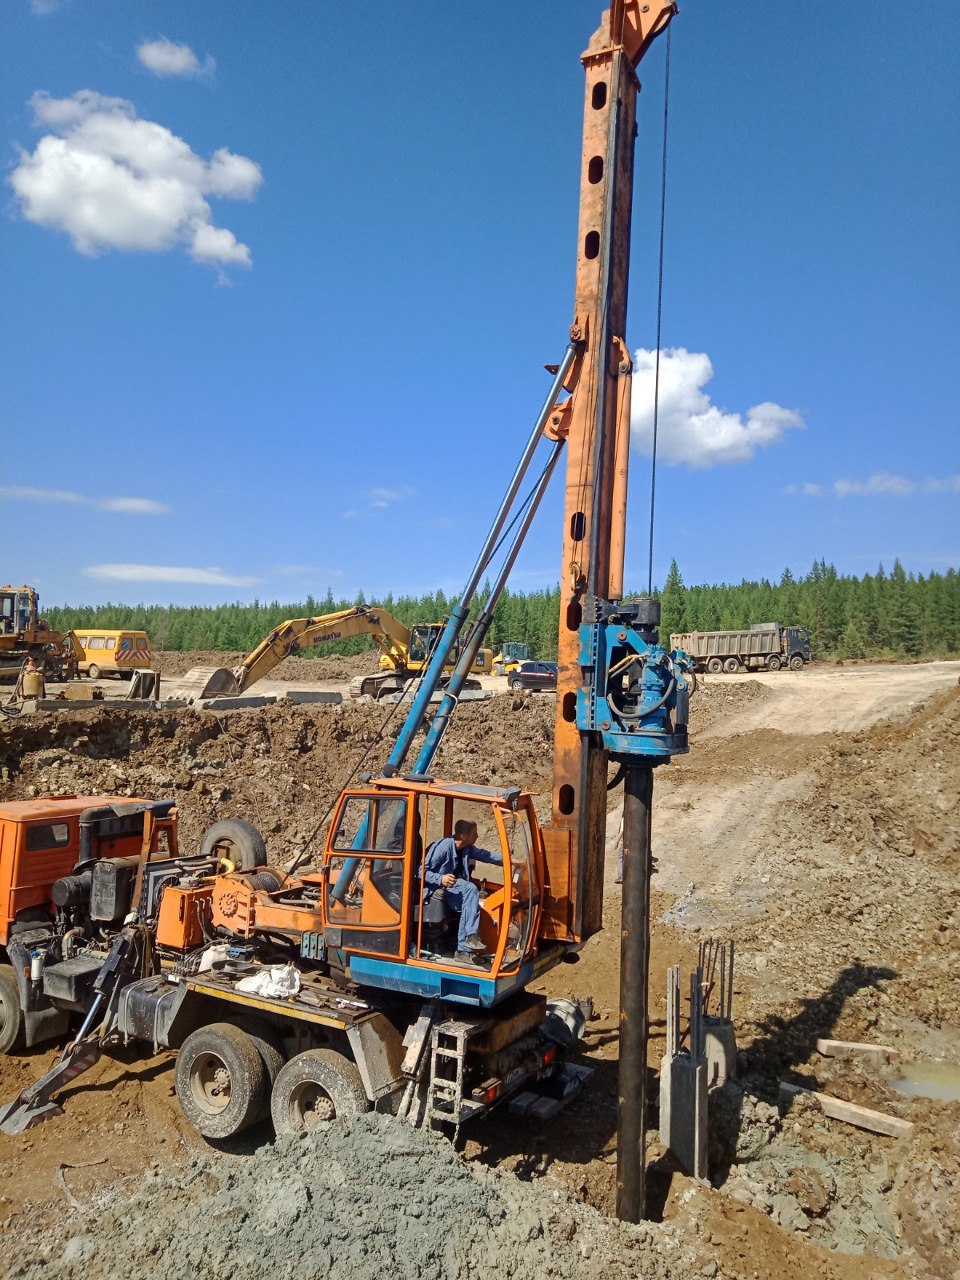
xmin=2 ymin=1 xmax=957 ymax=608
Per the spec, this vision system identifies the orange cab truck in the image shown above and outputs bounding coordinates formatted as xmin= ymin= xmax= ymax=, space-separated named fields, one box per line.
xmin=0 ymin=796 xmax=182 ymax=1051
xmin=1 ymin=0 xmax=691 ymax=1222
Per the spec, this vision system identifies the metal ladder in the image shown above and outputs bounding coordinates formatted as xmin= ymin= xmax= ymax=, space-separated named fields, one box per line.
xmin=426 ymin=1019 xmax=480 ymax=1131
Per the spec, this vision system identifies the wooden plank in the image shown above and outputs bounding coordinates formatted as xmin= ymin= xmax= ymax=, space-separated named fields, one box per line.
xmin=816 ymin=1037 xmax=898 ymax=1060
xmin=779 ymin=1082 xmax=913 ymax=1138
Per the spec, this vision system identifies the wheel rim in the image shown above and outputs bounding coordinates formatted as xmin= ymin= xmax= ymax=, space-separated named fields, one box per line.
xmin=190 ymin=1051 xmax=233 ymax=1116
xmin=0 ymin=991 xmax=13 ymax=1040
xmin=289 ymin=1080 xmax=336 ymax=1128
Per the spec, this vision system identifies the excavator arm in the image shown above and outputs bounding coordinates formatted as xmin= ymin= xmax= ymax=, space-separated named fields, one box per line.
xmin=234 ymin=607 xmax=412 ymax=692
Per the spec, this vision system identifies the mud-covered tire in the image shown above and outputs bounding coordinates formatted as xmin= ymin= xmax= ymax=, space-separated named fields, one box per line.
xmin=87 ymin=663 xmax=101 ymax=681
xmin=199 ymin=818 xmax=267 ymax=872
xmin=226 ymin=1017 xmax=286 ymax=1121
xmin=789 ymin=654 xmax=805 ymax=671
xmin=175 ymin=1023 xmax=267 ymax=1139
xmin=722 ymin=658 xmax=740 ymax=674
xmin=706 ymin=658 xmax=723 ymax=674
xmin=270 ymin=1048 xmax=369 ymax=1135
xmin=766 ymin=655 xmax=782 ymax=671
xmin=0 ymin=967 xmax=24 ymax=1055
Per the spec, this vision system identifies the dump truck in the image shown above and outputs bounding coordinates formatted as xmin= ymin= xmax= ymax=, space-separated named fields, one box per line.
xmin=671 ymin=623 xmax=810 ymax=673
xmin=0 ymin=794 xmax=182 ymax=1052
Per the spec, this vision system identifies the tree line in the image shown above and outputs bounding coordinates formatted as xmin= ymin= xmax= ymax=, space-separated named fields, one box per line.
xmin=45 ymin=559 xmax=960 ymax=662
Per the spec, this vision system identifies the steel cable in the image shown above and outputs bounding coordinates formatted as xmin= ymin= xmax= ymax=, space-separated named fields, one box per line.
xmin=647 ymin=24 xmax=672 ymax=596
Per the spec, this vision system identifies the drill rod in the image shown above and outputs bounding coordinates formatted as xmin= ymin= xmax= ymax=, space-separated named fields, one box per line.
xmin=616 ymin=762 xmax=654 ymax=1222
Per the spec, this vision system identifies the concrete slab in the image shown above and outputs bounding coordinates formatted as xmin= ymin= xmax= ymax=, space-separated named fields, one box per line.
xmin=780 ymin=1081 xmax=913 ymax=1137
xmin=284 ymin=690 xmax=343 ymax=705
xmin=197 ymin=696 xmax=277 ymax=711
xmin=816 ymin=1037 xmax=898 ymax=1060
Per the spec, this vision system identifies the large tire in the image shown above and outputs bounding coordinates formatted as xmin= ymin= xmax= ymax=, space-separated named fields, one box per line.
xmin=271 ymin=1048 xmax=369 ymax=1136
xmin=0 ymin=967 xmax=24 ymax=1055
xmin=225 ymin=1017 xmax=286 ymax=1121
xmin=87 ymin=663 xmax=101 ymax=681
xmin=789 ymin=654 xmax=805 ymax=671
xmin=766 ymin=655 xmax=782 ymax=671
xmin=706 ymin=657 xmax=723 ymax=674
xmin=199 ymin=818 xmax=267 ymax=872
xmin=175 ymin=1022 xmax=268 ymax=1139
xmin=723 ymin=657 xmax=740 ymax=674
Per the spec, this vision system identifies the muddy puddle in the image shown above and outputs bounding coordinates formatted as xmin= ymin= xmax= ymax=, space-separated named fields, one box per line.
xmin=890 ymin=1060 xmax=960 ymax=1103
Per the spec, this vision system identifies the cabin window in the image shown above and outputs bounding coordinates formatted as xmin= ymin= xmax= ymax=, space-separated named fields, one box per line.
xmin=25 ymin=822 xmax=70 ymax=852
xmin=326 ymin=795 xmax=407 ymax=947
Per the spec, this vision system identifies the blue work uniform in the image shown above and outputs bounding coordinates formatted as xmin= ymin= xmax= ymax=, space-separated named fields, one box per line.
xmin=423 ymin=836 xmax=503 ymax=950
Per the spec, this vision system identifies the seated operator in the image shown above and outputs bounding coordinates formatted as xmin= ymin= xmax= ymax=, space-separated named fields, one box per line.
xmin=423 ymin=819 xmax=502 ymax=961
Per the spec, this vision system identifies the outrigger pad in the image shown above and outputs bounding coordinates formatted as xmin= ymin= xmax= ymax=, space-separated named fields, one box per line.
xmin=0 ymin=1098 xmax=64 ymax=1135
xmin=0 ymin=1040 xmax=102 ymax=1136
xmin=508 ymin=1063 xmax=593 ymax=1122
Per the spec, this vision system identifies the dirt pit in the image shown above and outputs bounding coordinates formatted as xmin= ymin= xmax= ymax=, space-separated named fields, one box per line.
xmin=1 ymin=661 xmax=958 ymax=1279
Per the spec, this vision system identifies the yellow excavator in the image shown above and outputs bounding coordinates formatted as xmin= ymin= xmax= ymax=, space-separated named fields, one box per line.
xmin=168 ymin=605 xmax=493 ymax=701
xmin=491 ymin=641 xmax=533 ymax=676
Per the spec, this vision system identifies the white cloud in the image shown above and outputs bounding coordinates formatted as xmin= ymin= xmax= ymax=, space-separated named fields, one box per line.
xmin=631 ymin=347 xmax=803 ymax=469
xmin=0 ymin=484 xmax=170 ymax=514
xmin=834 ymin=474 xmax=916 ymax=497
xmin=83 ymin=564 xmax=261 ymax=587
xmin=790 ymin=474 xmax=960 ymax=498
xmin=30 ymin=0 xmax=63 ymax=13
xmin=9 ymin=90 xmax=261 ymax=270
xmin=136 ymin=38 xmax=215 ymax=79
xmin=344 ymin=486 xmax=415 ymax=518
xmin=368 ymin=486 xmax=413 ymax=508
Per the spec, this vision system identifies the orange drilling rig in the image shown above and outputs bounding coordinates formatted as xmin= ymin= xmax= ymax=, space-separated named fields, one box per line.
xmin=0 ymin=1 xmax=687 ymax=1223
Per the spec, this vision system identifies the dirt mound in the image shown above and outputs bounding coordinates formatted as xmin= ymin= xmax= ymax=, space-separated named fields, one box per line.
xmin=735 ymin=685 xmax=960 ymax=1064
xmin=9 ymin=1115 xmax=696 ymax=1280
xmin=0 ymin=695 xmax=558 ymax=860
xmin=154 ymin=649 xmax=374 ymax=681
xmin=686 ymin=677 xmax=775 ymax=735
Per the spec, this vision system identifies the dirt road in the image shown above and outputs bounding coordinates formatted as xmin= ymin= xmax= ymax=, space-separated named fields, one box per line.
xmin=1 ymin=659 xmax=957 ymax=1277
xmin=704 ymin=660 xmax=960 ymax=736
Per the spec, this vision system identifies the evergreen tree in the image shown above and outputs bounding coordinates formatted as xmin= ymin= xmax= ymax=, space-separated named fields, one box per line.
xmin=658 ymin=559 xmax=686 ymax=648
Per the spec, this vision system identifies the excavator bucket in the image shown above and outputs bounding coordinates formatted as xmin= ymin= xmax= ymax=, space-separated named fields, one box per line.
xmin=163 ymin=667 xmax=241 ymax=702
